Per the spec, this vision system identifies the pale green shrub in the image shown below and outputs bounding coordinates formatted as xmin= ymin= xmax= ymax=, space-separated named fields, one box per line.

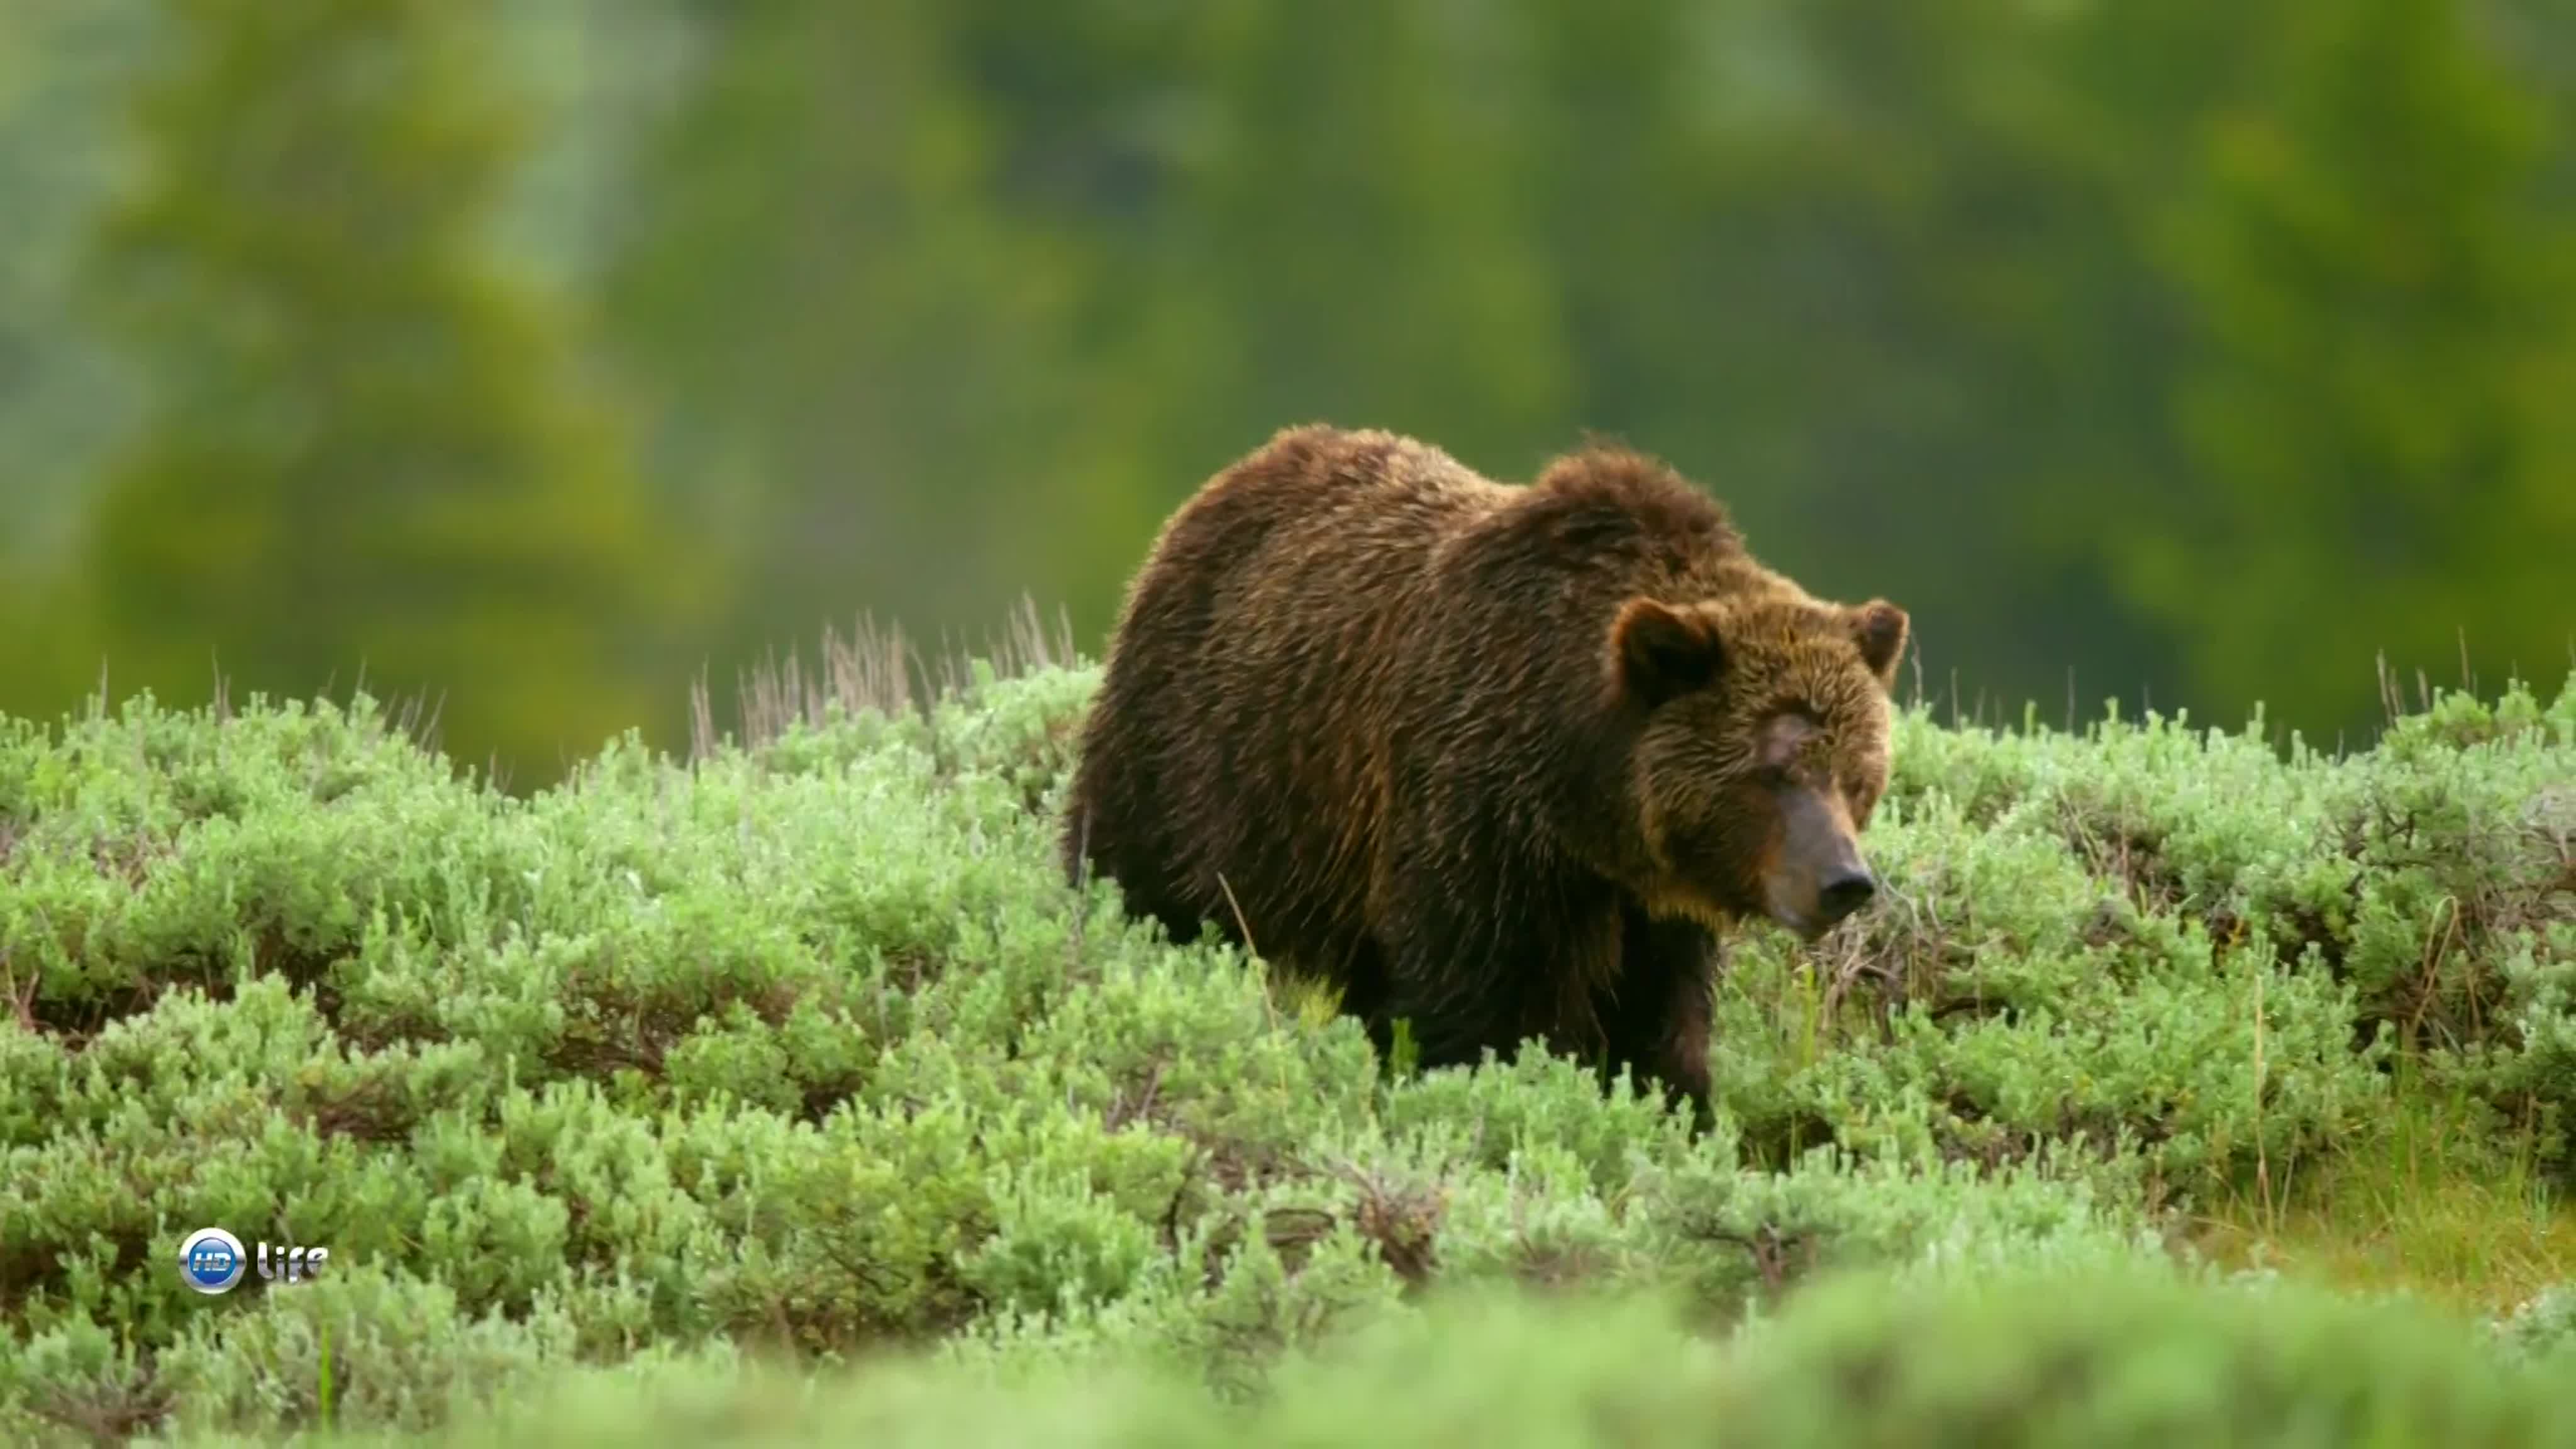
xmin=1 ymin=660 xmax=2569 ymax=1443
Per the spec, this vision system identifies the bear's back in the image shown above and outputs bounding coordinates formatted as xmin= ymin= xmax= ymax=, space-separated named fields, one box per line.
xmin=1065 ymin=423 xmax=1755 ymax=984
xmin=1199 ymin=423 xmax=1511 ymax=555
xmin=1066 ymin=426 xmax=1527 ymax=968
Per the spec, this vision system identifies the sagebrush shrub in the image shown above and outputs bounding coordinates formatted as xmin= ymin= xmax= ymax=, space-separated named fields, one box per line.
xmin=123 ymin=1262 xmax=2576 ymax=1448
xmin=1 ymin=662 xmax=2569 ymax=1443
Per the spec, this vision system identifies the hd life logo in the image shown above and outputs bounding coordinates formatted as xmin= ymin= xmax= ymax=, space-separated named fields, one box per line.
xmin=177 ymin=1226 xmax=331 ymax=1296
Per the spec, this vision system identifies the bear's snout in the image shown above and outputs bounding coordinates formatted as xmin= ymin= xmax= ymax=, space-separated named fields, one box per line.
xmin=1817 ymin=867 xmax=1877 ymax=924
xmin=1762 ymin=785 xmax=1879 ymax=940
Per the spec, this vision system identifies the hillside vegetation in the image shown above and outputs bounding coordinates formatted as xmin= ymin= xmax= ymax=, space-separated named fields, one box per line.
xmin=1 ymin=630 xmax=2572 ymax=1445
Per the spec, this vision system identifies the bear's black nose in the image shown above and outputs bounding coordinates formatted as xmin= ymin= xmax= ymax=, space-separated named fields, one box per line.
xmin=1818 ymin=870 xmax=1877 ymax=923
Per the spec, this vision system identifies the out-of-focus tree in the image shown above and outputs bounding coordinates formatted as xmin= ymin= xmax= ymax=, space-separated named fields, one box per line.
xmin=2137 ymin=0 xmax=2576 ymax=735
xmin=924 ymin=0 xmax=1238 ymax=632
xmin=1491 ymin=0 xmax=2197 ymax=721
xmin=491 ymin=0 xmax=704 ymax=296
xmin=599 ymin=0 xmax=1091 ymax=672
xmin=967 ymin=0 xmax=1588 ymax=642
xmin=8 ymin=0 xmax=2571 ymax=757
xmin=0 ymin=0 xmax=152 ymax=599
xmin=1130 ymin=0 xmax=1572 ymax=482
xmin=73 ymin=0 xmax=704 ymax=784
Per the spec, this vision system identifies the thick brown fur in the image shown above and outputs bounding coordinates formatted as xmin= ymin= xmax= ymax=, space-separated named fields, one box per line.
xmin=1061 ymin=424 xmax=1909 ymax=1129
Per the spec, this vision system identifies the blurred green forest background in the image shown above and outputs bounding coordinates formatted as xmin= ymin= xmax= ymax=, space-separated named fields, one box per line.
xmin=3 ymin=0 xmax=2572 ymax=788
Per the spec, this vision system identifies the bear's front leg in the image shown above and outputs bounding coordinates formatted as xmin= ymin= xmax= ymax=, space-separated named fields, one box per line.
xmin=1370 ymin=852 xmax=1614 ymax=1082
xmin=1604 ymin=902 xmax=1719 ymax=1134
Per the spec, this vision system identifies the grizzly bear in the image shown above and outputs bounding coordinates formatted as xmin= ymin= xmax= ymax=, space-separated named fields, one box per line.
xmin=1060 ymin=424 xmax=1908 ymax=1130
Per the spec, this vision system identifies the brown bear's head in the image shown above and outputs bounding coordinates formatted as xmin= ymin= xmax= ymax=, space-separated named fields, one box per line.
xmin=1607 ymin=589 xmax=1909 ymax=943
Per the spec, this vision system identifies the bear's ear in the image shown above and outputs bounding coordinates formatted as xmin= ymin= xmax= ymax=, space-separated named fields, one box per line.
xmin=1846 ymin=599 xmax=1909 ymax=689
xmin=1609 ymin=597 xmax=1726 ymax=706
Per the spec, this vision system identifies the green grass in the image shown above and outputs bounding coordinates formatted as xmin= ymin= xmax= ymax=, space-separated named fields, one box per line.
xmin=1 ymin=619 xmax=2571 ymax=1445
xmin=187 ymin=1263 xmax=2576 ymax=1448
xmin=2187 ymin=1048 xmax=2576 ymax=1316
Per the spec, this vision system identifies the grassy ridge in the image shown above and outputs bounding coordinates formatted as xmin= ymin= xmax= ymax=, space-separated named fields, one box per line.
xmin=212 ymin=1267 xmax=2576 ymax=1448
xmin=1 ymin=638 xmax=2572 ymax=1443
